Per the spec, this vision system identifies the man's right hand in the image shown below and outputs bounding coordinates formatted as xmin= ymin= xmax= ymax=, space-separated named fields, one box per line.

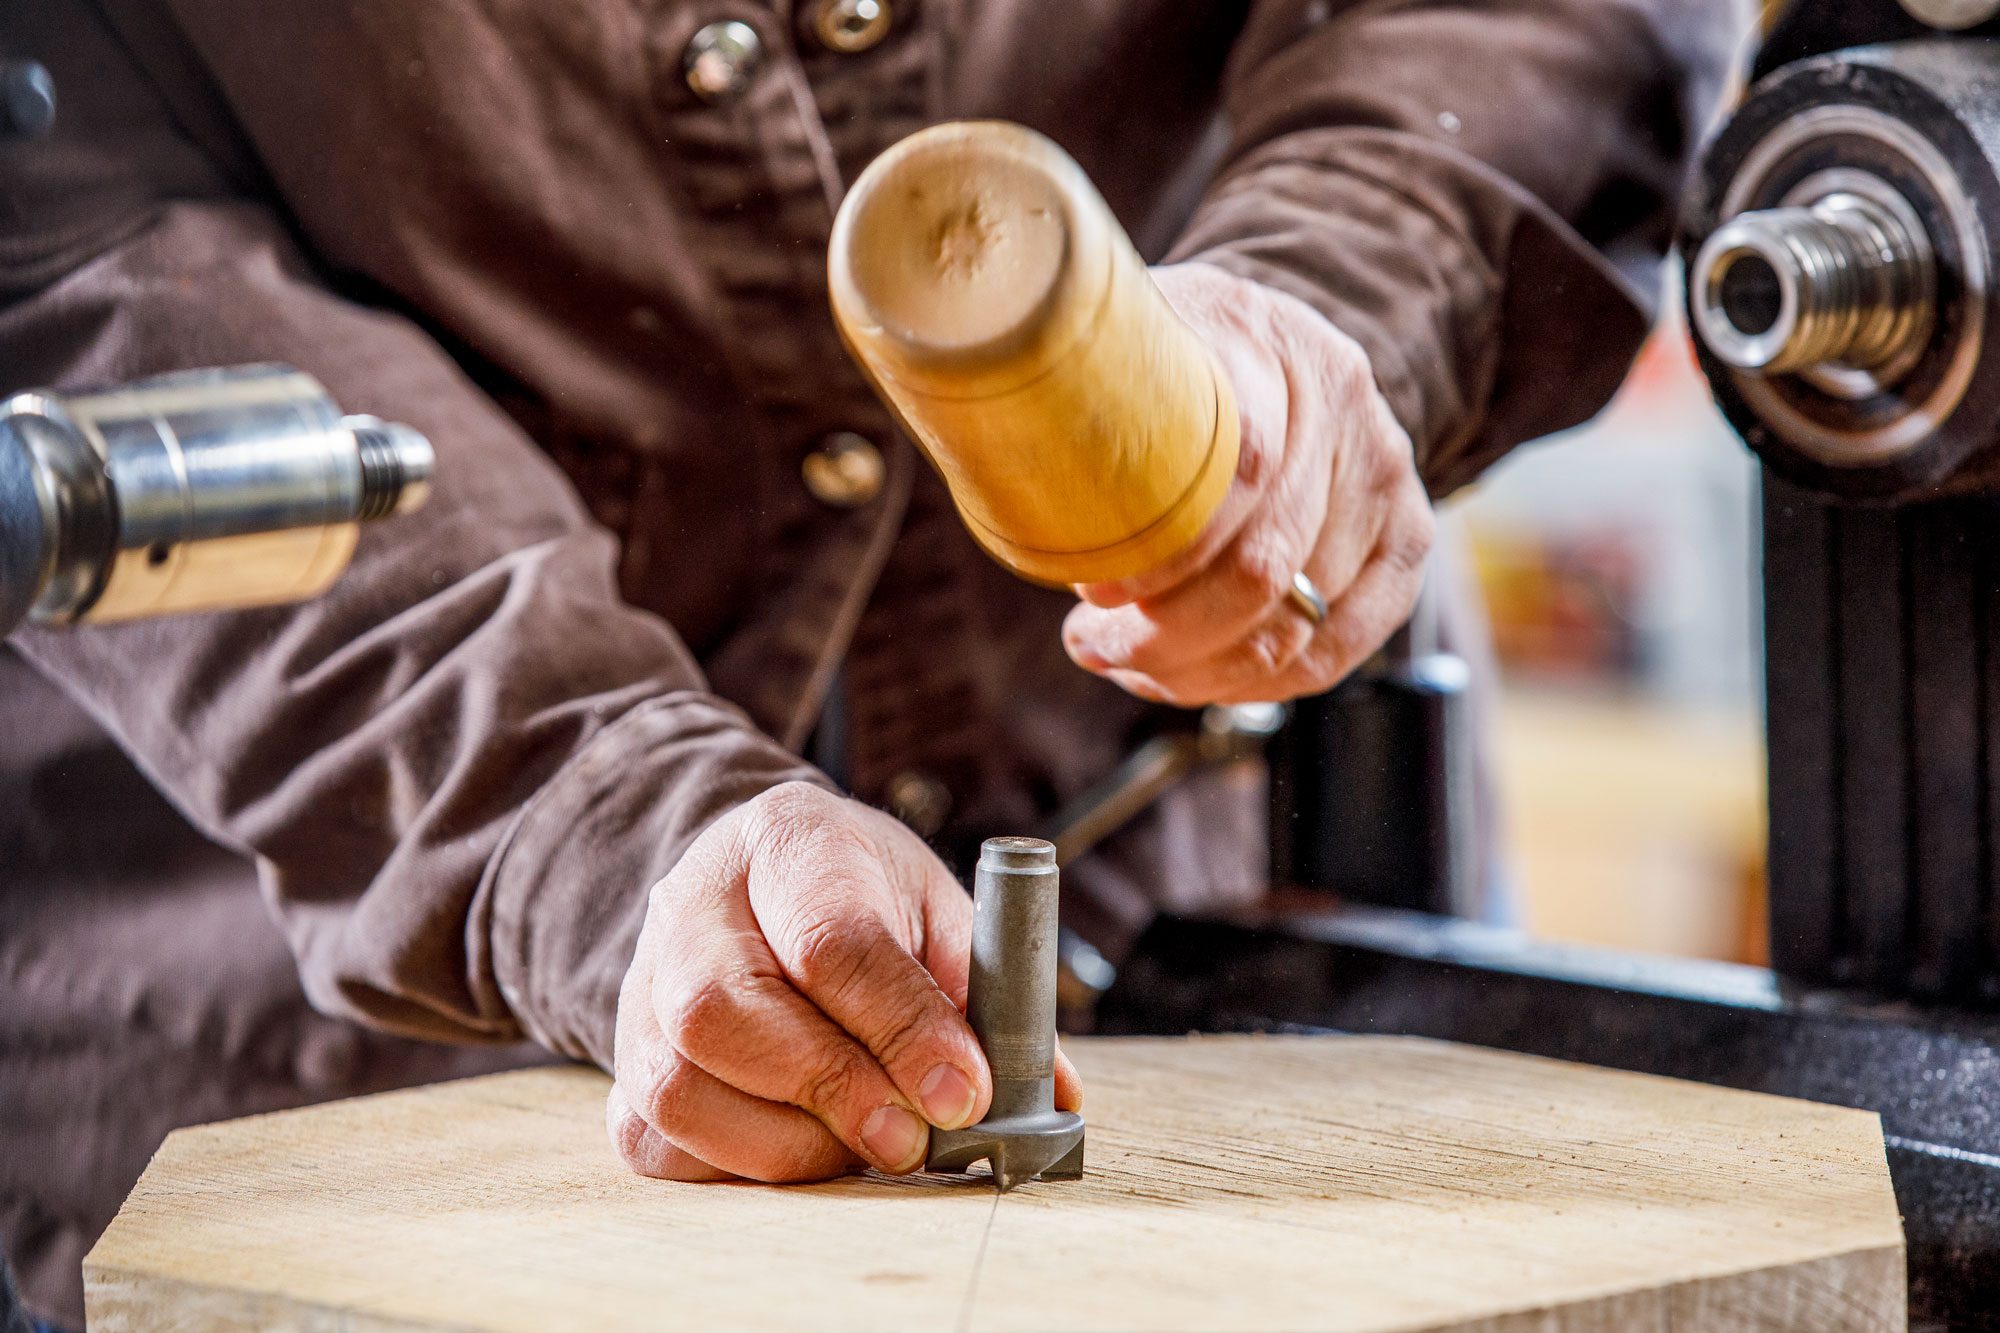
xmin=606 ymin=780 xmax=1082 ymax=1181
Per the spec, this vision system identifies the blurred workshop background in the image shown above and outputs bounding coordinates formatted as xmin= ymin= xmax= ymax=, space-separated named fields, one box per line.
xmin=1452 ymin=282 xmax=1768 ymax=967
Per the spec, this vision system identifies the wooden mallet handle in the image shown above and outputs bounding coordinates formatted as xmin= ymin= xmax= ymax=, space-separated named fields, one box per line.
xmin=829 ymin=121 xmax=1239 ymax=586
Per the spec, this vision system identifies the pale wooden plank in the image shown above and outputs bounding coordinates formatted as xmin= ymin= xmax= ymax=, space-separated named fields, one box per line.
xmin=85 ymin=1035 xmax=1904 ymax=1332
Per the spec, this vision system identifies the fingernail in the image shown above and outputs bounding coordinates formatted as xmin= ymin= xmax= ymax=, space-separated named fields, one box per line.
xmin=861 ymin=1104 xmax=928 ymax=1173
xmin=919 ymin=1064 xmax=978 ymax=1129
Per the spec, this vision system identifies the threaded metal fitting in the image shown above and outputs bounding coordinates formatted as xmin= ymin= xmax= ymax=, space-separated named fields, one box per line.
xmin=1692 ymin=192 xmax=1935 ymax=379
xmin=346 ymin=417 xmax=435 ymax=520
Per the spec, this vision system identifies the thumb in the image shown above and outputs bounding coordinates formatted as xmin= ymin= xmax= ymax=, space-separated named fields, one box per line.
xmin=897 ymin=842 xmax=975 ymax=1013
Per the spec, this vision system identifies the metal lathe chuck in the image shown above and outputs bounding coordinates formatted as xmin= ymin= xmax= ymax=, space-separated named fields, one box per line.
xmin=1693 ymin=191 xmax=1936 ymax=381
xmin=1682 ymin=40 xmax=2000 ymax=500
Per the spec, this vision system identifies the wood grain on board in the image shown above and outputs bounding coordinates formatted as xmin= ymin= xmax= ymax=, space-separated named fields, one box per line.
xmin=85 ymin=1035 xmax=1905 ymax=1332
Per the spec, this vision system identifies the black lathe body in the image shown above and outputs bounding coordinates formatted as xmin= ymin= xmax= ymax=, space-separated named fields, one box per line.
xmin=1104 ymin=4 xmax=2000 ymax=1327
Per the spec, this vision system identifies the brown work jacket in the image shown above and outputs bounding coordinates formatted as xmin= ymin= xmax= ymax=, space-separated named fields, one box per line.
xmin=0 ymin=0 xmax=1736 ymax=1323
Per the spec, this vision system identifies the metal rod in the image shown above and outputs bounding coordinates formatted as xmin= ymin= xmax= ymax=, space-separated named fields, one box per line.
xmin=967 ymin=836 xmax=1061 ymax=1121
xmin=928 ymin=835 xmax=1084 ymax=1190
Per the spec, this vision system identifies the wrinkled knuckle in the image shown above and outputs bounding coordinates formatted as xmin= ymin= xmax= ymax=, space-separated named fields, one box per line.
xmin=1334 ymin=350 xmax=1374 ymax=404
xmin=1280 ymin=616 xmax=1319 ymax=666
xmin=661 ymin=973 xmax=743 ymax=1059
xmin=1233 ymin=418 xmax=1279 ymax=490
xmin=1401 ymin=502 xmax=1437 ymax=564
xmin=865 ymin=989 xmax=938 ymax=1074
xmin=786 ymin=913 xmax=869 ymax=1000
xmin=1230 ymin=540 xmax=1294 ymax=609
xmin=1238 ymin=623 xmax=1300 ymax=681
xmin=797 ymin=1047 xmax=868 ymax=1121
xmin=745 ymin=781 xmax=836 ymax=852
xmin=767 ymin=813 xmax=879 ymax=893
xmin=1384 ymin=504 xmax=1435 ymax=577
xmin=640 ymin=1057 xmax=704 ymax=1136
xmin=608 ymin=1102 xmax=652 ymax=1167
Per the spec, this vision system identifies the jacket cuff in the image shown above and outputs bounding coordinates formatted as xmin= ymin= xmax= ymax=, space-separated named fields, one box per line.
xmin=485 ymin=692 xmax=832 ymax=1069
xmin=1167 ymin=127 xmax=1651 ymax=498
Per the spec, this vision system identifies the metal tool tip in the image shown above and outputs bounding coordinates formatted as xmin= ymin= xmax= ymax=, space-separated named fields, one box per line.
xmin=346 ymin=416 xmax=436 ymax=518
xmin=986 ymin=1150 xmax=1027 ymax=1193
xmin=979 ymin=836 xmax=1056 ymax=873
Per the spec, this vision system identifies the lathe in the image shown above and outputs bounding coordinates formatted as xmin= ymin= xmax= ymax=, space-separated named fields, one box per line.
xmin=1083 ymin=3 xmax=2000 ymax=1327
xmin=12 ymin=0 xmax=2000 ymax=1326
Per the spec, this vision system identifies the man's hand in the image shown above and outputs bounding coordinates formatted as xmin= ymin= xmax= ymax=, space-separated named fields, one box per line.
xmin=607 ymin=781 xmax=1082 ymax=1182
xmin=1063 ymin=262 xmax=1434 ymax=706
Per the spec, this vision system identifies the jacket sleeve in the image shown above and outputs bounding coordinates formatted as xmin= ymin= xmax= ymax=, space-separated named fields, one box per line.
xmin=1168 ymin=0 xmax=1745 ymax=495
xmin=1 ymin=194 xmax=823 ymax=1072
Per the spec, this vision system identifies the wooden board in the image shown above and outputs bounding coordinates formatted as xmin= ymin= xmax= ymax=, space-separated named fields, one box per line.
xmin=84 ymin=1035 xmax=1904 ymax=1332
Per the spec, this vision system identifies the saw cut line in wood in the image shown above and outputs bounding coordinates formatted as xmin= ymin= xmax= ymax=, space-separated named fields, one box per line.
xmin=84 ymin=1034 xmax=1905 ymax=1332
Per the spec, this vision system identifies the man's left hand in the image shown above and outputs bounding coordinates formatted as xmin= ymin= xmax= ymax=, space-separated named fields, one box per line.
xmin=1062 ymin=262 xmax=1434 ymax=705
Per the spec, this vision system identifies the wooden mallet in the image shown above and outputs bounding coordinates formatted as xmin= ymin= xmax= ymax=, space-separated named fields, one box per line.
xmin=829 ymin=120 xmax=1240 ymax=588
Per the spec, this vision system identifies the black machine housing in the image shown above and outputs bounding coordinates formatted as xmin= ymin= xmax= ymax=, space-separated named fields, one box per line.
xmin=1104 ymin=4 xmax=2000 ymax=1326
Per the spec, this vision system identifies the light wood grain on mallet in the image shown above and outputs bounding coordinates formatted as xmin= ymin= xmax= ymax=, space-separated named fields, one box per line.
xmin=829 ymin=121 xmax=1240 ymax=586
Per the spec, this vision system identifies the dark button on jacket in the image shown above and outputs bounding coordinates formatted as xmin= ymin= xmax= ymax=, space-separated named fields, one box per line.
xmin=0 ymin=0 xmax=1737 ymax=1324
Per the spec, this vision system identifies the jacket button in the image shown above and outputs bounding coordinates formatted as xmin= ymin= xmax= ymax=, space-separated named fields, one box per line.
xmin=814 ymin=0 xmax=892 ymax=53
xmin=684 ymin=20 xmax=763 ymax=103
xmin=0 ymin=60 xmax=57 ymax=139
xmin=802 ymin=431 xmax=886 ymax=508
xmin=886 ymin=770 xmax=952 ymax=838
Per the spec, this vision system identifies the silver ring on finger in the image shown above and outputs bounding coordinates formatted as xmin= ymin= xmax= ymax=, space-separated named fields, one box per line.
xmin=1287 ymin=571 xmax=1327 ymax=625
